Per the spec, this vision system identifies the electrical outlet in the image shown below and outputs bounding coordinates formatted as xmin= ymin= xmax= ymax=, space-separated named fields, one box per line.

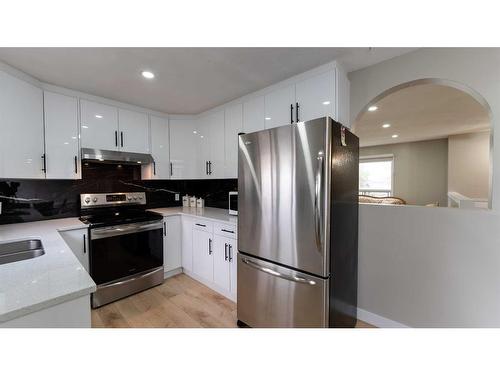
xmin=175 ymin=194 xmax=180 ymax=201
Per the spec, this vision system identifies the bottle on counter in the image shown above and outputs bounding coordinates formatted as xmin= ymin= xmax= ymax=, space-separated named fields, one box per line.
xmin=182 ymin=195 xmax=190 ymax=207
xmin=196 ymin=197 xmax=205 ymax=208
xmin=189 ymin=196 xmax=197 ymax=207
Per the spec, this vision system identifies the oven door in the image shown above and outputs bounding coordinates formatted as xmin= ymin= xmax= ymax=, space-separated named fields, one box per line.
xmin=89 ymin=220 xmax=164 ymax=285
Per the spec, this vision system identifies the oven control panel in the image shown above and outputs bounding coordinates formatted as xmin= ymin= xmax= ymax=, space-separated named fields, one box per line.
xmin=80 ymin=192 xmax=146 ymax=207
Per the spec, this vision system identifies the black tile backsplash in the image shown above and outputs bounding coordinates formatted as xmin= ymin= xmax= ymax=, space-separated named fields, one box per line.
xmin=0 ymin=162 xmax=237 ymax=224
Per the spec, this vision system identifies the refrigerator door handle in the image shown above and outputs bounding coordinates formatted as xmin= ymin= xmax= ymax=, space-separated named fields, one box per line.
xmin=314 ymin=151 xmax=324 ymax=252
xmin=241 ymin=258 xmax=318 ymax=285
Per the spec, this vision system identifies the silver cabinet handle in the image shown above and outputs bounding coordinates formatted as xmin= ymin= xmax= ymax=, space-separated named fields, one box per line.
xmin=314 ymin=151 xmax=324 ymax=252
xmin=228 ymin=244 xmax=233 ymax=262
xmin=208 ymin=238 xmax=212 ymax=255
xmin=242 ymin=258 xmax=317 ymax=285
xmin=224 ymin=243 xmax=228 ymax=261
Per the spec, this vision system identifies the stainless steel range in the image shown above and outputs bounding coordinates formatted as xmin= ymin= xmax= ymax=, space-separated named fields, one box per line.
xmin=79 ymin=192 xmax=164 ymax=308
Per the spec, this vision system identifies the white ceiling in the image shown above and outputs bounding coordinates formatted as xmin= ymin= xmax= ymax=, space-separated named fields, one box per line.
xmin=353 ymin=83 xmax=491 ymax=148
xmin=0 ymin=47 xmax=416 ymax=114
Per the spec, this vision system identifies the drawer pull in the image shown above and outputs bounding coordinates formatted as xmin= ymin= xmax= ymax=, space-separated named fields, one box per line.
xmin=195 ymin=223 xmax=207 ymax=228
xmin=221 ymin=229 xmax=235 ymax=234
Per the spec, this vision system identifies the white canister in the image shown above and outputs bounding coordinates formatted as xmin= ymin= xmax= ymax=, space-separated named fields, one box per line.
xmin=189 ymin=196 xmax=197 ymax=207
xmin=196 ymin=198 xmax=205 ymax=208
xmin=182 ymin=195 xmax=190 ymax=207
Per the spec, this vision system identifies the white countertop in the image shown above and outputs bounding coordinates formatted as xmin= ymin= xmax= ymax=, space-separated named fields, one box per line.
xmin=0 ymin=218 xmax=96 ymax=322
xmin=149 ymin=206 xmax=238 ymax=224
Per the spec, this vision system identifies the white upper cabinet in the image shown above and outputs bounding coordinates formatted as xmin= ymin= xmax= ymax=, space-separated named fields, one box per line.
xmin=80 ymin=99 xmax=119 ymax=151
xmin=147 ymin=115 xmax=170 ymax=179
xmin=207 ymin=110 xmax=225 ymax=178
xmin=169 ymin=117 xmax=199 ymax=179
xmin=224 ymin=103 xmax=243 ymax=178
xmin=264 ymin=84 xmax=295 ymax=129
xmin=117 ymin=108 xmax=149 ymax=153
xmin=295 ymin=70 xmax=336 ymax=123
xmin=0 ymin=71 xmax=44 ymax=179
xmin=43 ymin=91 xmax=80 ymax=179
xmin=243 ymin=96 xmax=265 ymax=133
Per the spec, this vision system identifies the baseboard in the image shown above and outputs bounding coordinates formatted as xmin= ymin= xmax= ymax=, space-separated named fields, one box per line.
xmin=164 ymin=267 xmax=183 ymax=279
xmin=183 ymin=269 xmax=236 ymax=302
xmin=357 ymin=308 xmax=409 ymax=328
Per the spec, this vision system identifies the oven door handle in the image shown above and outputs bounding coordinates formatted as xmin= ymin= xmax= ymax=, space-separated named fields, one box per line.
xmin=90 ymin=220 xmax=164 ymax=239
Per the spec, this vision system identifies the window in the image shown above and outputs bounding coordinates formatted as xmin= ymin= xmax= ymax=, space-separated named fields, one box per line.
xmin=359 ymin=156 xmax=394 ymax=197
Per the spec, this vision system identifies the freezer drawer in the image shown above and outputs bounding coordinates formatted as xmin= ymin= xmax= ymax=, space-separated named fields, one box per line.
xmin=237 ymin=254 xmax=329 ymax=328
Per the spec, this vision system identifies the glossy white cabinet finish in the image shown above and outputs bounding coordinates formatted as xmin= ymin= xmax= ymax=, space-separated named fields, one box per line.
xmin=204 ymin=110 xmax=225 ymax=178
xmin=59 ymin=228 xmax=89 ymax=272
xmin=181 ymin=216 xmax=194 ymax=272
xmin=192 ymin=228 xmax=213 ymax=282
xmin=213 ymin=234 xmax=231 ymax=292
xmin=163 ymin=216 xmax=182 ymax=273
xmin=80 ymin=99 xmax=119 ymax=151
xmin=148 ymin=115 xmax=170 ymax=179
xmin=118 ymin=108 xmax=149 ymax=153
xmin=228 ymin=236 xmax=237 ymax=298
xmin=0 ymin=70 xmax=44 ymax=179
xmin=295 ymin=70 xmax=336 ymax=123
xmin=169 ymin=118 xmax=199 ymax=179
xmin=243 ymin=95 xmax=265 ymax=133
xmin=43 ymin=91 xmax=80 ymax=179
xmin=264 ymin=84 xmax=295 ymax=129
xmin=224 ymin=103 xmax=243 ymax=178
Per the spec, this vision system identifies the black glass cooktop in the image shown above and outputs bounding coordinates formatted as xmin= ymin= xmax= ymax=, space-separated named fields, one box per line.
xmin=80 ymin=208 xmax=163 ymax=228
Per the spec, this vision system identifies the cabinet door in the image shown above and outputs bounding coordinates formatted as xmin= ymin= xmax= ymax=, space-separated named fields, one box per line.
xmin=295 ymin=70 xmax=336 ymax=123
xmin=169 ymin=118 xmax=199 ymax=179
xmin=164 ymin=216 xmax=182 ymax=273
xmin=149 ymin=115 xmax=170 ymax=179
xmin=118 ymin=108 xmax=149 ymax=153
xmin=195 ymin=115 xmax=211 ymax=179
xmin=0 ymin=71 xmax=44 ymax=179
xmin=264 ymin=84 xmax=295 ymax=129
xmin=224 ymin=103 xmax=243 ymax=178
xmin=227 ymin=237 xmax=238 ymax=295
xmin=243 ymin=96 xmax=265 ymax=133
xmin=44 ymin=91 xmax=80 ymax=179
xmin=181 ymin=216 xmax=194 ymax=272
xmin=59 ymin=228 xmax=89 ymax=272
xmin=192 ymin=229 xmax=213 ymax=282
xmin=208 ymin=110 xmax=225 ymax=178
xmin=80 ymin=99 xmax=119 ymax=151
xmin=213 ymin=235 xmax=231 ymax=292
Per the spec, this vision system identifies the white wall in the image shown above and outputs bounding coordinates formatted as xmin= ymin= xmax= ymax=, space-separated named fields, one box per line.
xmin=448 ymin=131 xmax=490 ymax=199
xmin=350 ymin=48 xmax=500 ymax=327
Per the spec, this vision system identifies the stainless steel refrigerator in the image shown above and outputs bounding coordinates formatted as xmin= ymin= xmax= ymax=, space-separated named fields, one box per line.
xmin=237 ymin=117 xmax=359 ymax=328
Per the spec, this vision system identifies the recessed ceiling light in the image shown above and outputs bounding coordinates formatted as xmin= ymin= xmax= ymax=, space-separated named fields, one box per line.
xmin=368 ymin=106 xmax=378 ymax=112
xmin=392 ymin=134 xmax=399 ymax=138
xmin=82 ymin=125 xmax=89 ymax=129
xmin=265 ymin=117 xmax=271 ymax=120
xmin=193 ymin=130 xmax=197 ymax=134
xmin=141 ymin=71 xmax=155 ymax=79
xmin=322 ymin=101 xmax=331 ymax=106
xmin=382 ymin=123 xmax=391 ymax=128
xmin=95 ymin=114 xmax=103 ymax=119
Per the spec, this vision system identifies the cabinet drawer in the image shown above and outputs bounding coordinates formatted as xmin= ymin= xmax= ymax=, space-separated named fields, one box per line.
xmin=214 ymin=222 xmax=237 ymax=239
xmin=192 ymin=218 xmax=213 ymax=233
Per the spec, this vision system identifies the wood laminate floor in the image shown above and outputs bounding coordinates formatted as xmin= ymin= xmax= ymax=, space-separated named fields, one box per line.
xmin=91 ymin=273 xmax=375 ymax=328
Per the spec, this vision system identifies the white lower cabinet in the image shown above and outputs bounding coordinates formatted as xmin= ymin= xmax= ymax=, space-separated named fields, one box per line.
xmin=163 ymin=216 xmax=182 ymax=274
xmin=181 ymin=216 xmax=194 ymax=272
xmin=213 ymin=234 xmax=237 ymax=298
xmin=59 ymin=228 xmax=89 ymax=272
xmin=192 ymin=228 xmax=214 ymax=282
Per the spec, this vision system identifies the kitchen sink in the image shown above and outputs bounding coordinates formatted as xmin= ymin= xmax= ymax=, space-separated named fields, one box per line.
xmin=0 ymin=239 xmax=45 ymax=265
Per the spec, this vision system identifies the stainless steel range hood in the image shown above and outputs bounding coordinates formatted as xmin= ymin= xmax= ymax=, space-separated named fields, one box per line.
xmin=81 ymin=148 xmax=154 ymax=165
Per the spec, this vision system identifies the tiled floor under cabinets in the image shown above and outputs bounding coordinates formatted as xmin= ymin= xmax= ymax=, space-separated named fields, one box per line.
xmin=91 ymin=274 xmax=375 ymax=328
